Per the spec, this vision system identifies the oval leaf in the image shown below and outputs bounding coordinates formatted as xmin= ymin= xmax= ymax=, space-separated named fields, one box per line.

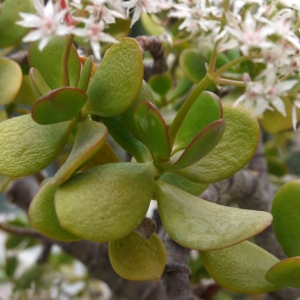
xmin=272 ymin=180 xmax=300 ymax=257
xmin=155 ymin=180 xmax=272 ymax=250
xmin=0 ymin=58 xmax=22 ymax=105
xmin=134 ymin=101 xmax=171 ymax=161
xmin=14 ymin=75 xmax=38 ymax=106
xmin=109 ymin=231 xmax=166 ymax=281
xmin=265 ymin=257 xmax=300 ymax=288
xmin=77 ymin=55 xmax=94 ymax=92
xmin=200 ymin=241 xmax=282 ymax=294
xmin=52 ymin=118 xmax=108 ymax=185
xmin=29 ymin=181 xmax=80 ymax=242
xmin=173 ymin=91 xmax=223 ymax=153
xmin=29 ymin=67 xmax=51 ymax=98
xmin=32 ymin=87 xmax=87 ymax=125
xmin=0 ymin=115 xmax=73 ymax=177
xmin=148 ymin=74 xmax=172 ymax=97
xmin=86 ymin=37 xmax=143 ymax=117
xmin=29 ymin=36 xmax=81 ymax=89
xmin=0 ymin=0 xmax=34 ymax=48
xmin=175 ymin=106 xmax=260 ymax=183
xmin=55 ymin=162 xmax=156 ymax=242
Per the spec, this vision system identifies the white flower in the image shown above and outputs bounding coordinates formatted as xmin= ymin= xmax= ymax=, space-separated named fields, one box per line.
xmin=121 ymin=0 xmax=157 ymax=27
xmin=72 ymin=15 xmax=117 ymax=60
xmin=16 ymin=0 xmax=71 ymax=51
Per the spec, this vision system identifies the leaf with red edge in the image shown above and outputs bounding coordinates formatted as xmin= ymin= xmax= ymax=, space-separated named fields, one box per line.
xmin=134 ymin=101 xmax=171 ymax=161
xmin=29 ymin=67 xmax=51 ymax=97
xmin=32 ymin=87 xmax=87 ymax=125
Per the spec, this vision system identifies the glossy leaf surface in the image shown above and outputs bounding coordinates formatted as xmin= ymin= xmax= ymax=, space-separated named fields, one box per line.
xmin=200 ymin=241 xmax=282 ymax=293
xmin=265 ymin=257 xmax=300 ymax=288
xmin=29 ymin=36 xmax=81 ymax=89
xmin=32 ymin=87 xmax=87 ymax=125
xmin=109 ymin=232 xmax=166 ymax=281
xmin=55 ymin=163 xmax=156 ymax=242
xmin=180 ymin=49 xmax=207 ymax=83
xmin=176 ymin=106 xmax=260 ymax=183
xmin=29 ymin=67 xmax=51 ymax=97
xmin=169 ymin=119 xmax=225 ymax=169
xmin=134 ymin=101 xmax=171 ymax=161
xmin=0 ymin=115 xmax=73 ymax=177
xmin=272 ymin=180 xmax=300 ymax=257
xmin=29 ymin=181 xmax=80 ymax=242
xmin=0 ymin=58 xmax=22 ymax=105
xmin=86 ymin=38 xmax=143 ymax=117
xmin=52 ymin=118 xmax=108 ymax=185
xmin=103 ymin=116 xmax=152 ymax=163
xmin=155 ymin=181 xmax=272 ymax=250
xmin=173 ymin=92 xmax=223 ymax=153
xmin=77 ymin=56 xmax=93 ymax=92
xmin=0 ymin=0 xmax=34 ymax=47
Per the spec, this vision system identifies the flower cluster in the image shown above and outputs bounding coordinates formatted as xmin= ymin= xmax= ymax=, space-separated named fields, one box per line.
xmin=16 ymin=0 xmax=300 ymax=129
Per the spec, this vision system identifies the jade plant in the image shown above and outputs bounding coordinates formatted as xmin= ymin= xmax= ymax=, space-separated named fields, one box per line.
xmin=2 ymin=0 xmax=300 ymax=298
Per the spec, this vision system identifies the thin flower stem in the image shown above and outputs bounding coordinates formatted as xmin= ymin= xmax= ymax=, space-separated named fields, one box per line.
xmin=62 ymin=34 xmax=75 ymax=86
xmin=214 ymin=56 xmax=249 ymax=78
xmin=215 ymin=78 xmax=246 ymax=87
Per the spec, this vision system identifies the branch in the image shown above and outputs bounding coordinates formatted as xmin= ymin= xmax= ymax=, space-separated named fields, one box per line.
xmin=135 ymin=36 xmax=168 ymax=81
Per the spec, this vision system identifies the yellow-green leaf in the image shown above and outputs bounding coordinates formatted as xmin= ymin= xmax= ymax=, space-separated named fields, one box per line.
xmin=109 ymin=232 xmax=166 ymax=281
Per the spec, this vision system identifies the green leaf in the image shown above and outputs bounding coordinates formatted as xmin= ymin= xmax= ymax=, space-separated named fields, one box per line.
xmin=0 ymin=0 xmax=34 ymax=48
xmin=160 ymin=172 xmax=208 ymax=196
xmin=103 ymin=116 xmax=152 ymax=163
xmin=200 ymin=241 xmax=282 ymax=294
xmin=180 ymin=49 xmax=207 ymax=83
xmin=175 ymin=106 xmax=260 ymax=183
xmin=155 ymin=180 xmax=272 ymax=250
xmin=272 ymin=180 xmax=300 ymax=257
xmin=86 ymin=37 xmax=143 ymax=117
xmin=55 ymin=162 xmax=157 ymax=242
xmin=29 ymin=36 xmax=81 ymax=89
xmin=0 ymin=114 xmax=73 ymax=177
xmin=109 ymin=232 xmax=166 ymax=281
xmin=148 ymin=74 xmax=172 ymax=97
xmin=0 ymin=58 xmax=22 ymax=105
xmin=29 ymin=67 xmax=51 ymax=98
xmin=5 ymin=256 xmax=18 ymax=277
xmin=169 ymin=76 xmax=193 ymax=101
xmin=0 ymin=175 xmax=11 ymax=193
xmin=173 ymin=91 xmax=223 ymax=153
xmin=166 ymin=119 xmax=225 ymax=170
xmin=140 ymin=13 xmax=165 ymax=36
xmin=14 ymin=75 xmax=38 ymax=106
xmin=52 ymin=118 xmax=108 ymax=185
xmin=134 ymin=101 xmax=171 ymax=161
xmin=28 ymin=181 xmax=80 ymax=242
xmin=31 ymin=87 xmax=87 ymax=125
xmin=122 ymin=80 xmax=155 ymax=139
xmin=77 ymin=55 xmax=93 ymax=92
xmin=265 ymin=257 xmax=300 ymax=288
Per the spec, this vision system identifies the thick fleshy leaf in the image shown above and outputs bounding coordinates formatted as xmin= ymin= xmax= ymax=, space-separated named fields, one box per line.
xmin=29 ymin=36 xmax=81 ymax=89
xmin=134 ymin=101 xmax=171 ymax=161
xmin=265 ymin=257 xmax=300 ymax=288
xmin=29 ymin=68 xmax=51 ymax=98
xmin=180 ymin=49 xmax=207 ymax=83
xmin=55 ymin=162 xmax=157 ymax=242
xmin=155 ymin=180 xmax=272 ymax=250
xmin=160 ymin=172 xmax=208 ymax=196
xmin=32 ymin=87 xmax=87 ymax=125
xmin=109 ymin=232 xmax=166 ymax=281
xmin=52 ymin=118 xmax=108 ymax=185
xmin=0 ymin=0 xmax=34 ymax=48
xmin=175 ymin=106 xmax=260 ymax=183
xmin=77 ymin=56 xmax=94 ymax=92
xmin=200 ymin=241 xmax=282 ymax=294
xmin=122 ymin=80 xmax=154 ymax=139
xmin=0 ymin=114 xmax=73 ymax=177
xmin=28 ymin=181 xmax=80 ymax=242
xmin=173 ymin=91 xmax=223 ymax=153
xmin=169 ymin=76 xmax=193 ymax=101
xmin=0 ymin=58 xmax=22 ymax=105
xmin=103 ymin=116 xmax=152 ymax=163
xmin=168 ymin=119 xmax=225 ymax=170
xmin=140 ymin=12 xmax=165 ymax=36
xmin=14 ymin=75 xmax=38 ymax=106
xmin=272 ymin=180 xmax=300 ymax=257
xmin=86 ymin=37 xmax=143 ymax=117
xmin=148 ymin=74 xmax=172 ymax=97
xmin=81 ymin=142 xmax=119 ymax=171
